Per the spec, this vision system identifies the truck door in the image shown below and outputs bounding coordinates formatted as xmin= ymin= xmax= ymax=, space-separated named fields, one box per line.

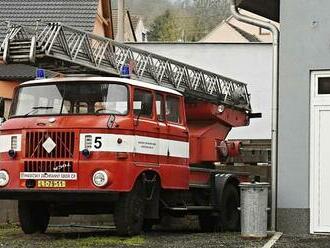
xmin=155 ymin=93 xmax=167 ymax=166
xmin=133 ymin=88 xmax=158 ymax=165
xmin=165 ymin=95 xmax=189 ymax=187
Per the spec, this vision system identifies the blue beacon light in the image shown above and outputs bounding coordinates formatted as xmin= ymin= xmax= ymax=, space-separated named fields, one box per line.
xmin=35 ymin=68 xmax=46 ymax=79
xmin=120 ymin=64 xmax=130 ymax=78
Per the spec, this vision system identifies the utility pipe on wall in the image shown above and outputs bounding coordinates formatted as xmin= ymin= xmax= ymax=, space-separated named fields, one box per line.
xmin=117 ymin=0 xmax=125 ymax=42
xmin=230 ymin=0 xmax=279 ymax=231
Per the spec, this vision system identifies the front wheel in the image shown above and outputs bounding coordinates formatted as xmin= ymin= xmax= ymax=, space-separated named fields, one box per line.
xmin=18 ymin=201 xmax=49 ymax=234
xmin=114 ymin=180 xmax=144 ymax=236
xmin=220 ymin=184 xmax=240 ymax=231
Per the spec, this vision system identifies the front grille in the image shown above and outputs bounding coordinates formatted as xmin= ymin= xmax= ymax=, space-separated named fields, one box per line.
xmin=24 ymin=160 xmax=73 ymax=172
xmin=25 ymin=131 xmax=75 ymax=159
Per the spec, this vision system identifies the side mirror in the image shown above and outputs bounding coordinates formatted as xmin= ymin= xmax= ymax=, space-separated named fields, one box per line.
xmin=0 ymin=98 xmax=5 ymax=118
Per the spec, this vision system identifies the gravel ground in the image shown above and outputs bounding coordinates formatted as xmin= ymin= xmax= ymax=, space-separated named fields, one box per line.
xmin=0 ymin=225 xmax=271 ymax=248
xmin=143 ymin=231 xmax=269 ymax=248
xmin=274 ymin=234 xmax=330 ymax=248
xmin=3 ymin=224 xmax=330 ymax=248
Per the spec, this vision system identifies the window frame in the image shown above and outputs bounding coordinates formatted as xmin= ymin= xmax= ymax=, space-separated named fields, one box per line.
xmin=155 ymin=92 xmax=166 ymax=122
xmin=9 ymin=81 xmax=129 ymax=118
xmin=165 ymin=94 xmax=182 ymax=124
xmin=132 ymin=87 xmax=154 ymax=120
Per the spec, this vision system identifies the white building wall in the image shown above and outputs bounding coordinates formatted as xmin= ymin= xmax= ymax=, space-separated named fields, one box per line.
xmin=130 ymin=43 xmax=272 ymax=140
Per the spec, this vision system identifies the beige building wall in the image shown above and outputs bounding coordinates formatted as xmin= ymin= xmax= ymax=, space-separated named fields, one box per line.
xmin=93 ymin=0 xmax=113 ymax=38
xmin=228 ymin=10 xmax=278 ymax=42
xmin=200 ymin=9 xmax=279 ymax=43
xmin=93 ymin=0 xmax=106 ymax=37
xmin=0 ymin=81 xmax=18 ymax=99
xmin=0 ymin=80 xmax=19 ymax=118
xmin=114 ymin=12 xmax=135 ymax=42
xmin=201 ymin=22 xmax=247 ymax=42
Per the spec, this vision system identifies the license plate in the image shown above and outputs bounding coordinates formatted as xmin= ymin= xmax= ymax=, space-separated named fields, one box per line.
xmin=37 ymin=180 xmax=66 ymax=188
xmin=20 ymin=172 xmax=77 ymax=180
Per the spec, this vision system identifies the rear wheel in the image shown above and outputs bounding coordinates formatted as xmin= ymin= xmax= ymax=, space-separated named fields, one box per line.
xmin=114 ymin=180 xmax=144 ymax=236
xmin=18 ymin=201 xmax=49 ymax=234
xmin=220 ymin=184 xmax=240 ymax=231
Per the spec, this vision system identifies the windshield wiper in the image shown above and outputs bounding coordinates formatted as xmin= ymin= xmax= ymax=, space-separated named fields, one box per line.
xmin=24 ymin=106 xmax=54 ymax=117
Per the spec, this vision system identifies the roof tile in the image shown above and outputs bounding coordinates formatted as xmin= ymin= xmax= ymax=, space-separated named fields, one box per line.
xmin=0 ymin=0 xmax=99 ymax=41
xmin=0 ymin=0 xmax=99 ymax=80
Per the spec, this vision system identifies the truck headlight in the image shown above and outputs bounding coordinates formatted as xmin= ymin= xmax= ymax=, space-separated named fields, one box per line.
xmin=0 ymin=170 xmax=9 ymax=187
xmin=11 ymin=136 xmax=18 ymax=150
xmin=92 ymin=170 xmax=108 ymax=187
xmin=84 ymin=135 xmax=92 ymax=150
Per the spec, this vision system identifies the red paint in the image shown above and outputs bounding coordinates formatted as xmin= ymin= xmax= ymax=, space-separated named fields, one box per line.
xmin=0 ymin=82 xmax=249 ymax=193
xmin=186 ymin=102 xmax=247 ymax=164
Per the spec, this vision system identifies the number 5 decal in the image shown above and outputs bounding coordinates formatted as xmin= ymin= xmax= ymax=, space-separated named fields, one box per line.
xmin=94 ymin=137 xmax=102 ymax=149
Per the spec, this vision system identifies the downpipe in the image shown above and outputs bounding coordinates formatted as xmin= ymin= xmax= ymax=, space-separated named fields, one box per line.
xmin=230 ymin=0 xmax=279 ymax=231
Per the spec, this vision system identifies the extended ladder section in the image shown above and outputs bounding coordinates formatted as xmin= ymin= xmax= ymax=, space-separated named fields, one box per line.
xmin=0 ymin=23 xmax=251 ymax=111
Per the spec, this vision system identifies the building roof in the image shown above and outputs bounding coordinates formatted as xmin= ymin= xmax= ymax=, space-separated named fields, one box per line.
xmin=199 ymin=10 xmax=279 ymax=43
xmin=0 ymin=0 xmax=99 ymax=41
xmin=0 ymin=64 xmax=56 ymax=82
xmin=0 ymin=0 xmax=99 ymax=82
xmin=227 ymin=22 xmax=260 ymax=42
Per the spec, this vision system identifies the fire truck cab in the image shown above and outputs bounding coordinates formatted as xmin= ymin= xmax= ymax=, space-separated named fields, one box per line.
xmin=0 ymin=76 xmax=249 ymax=236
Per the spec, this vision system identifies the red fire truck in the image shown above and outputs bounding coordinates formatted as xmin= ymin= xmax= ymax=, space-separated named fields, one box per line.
xmin=0 ymin=23 xmax=256 ymax=236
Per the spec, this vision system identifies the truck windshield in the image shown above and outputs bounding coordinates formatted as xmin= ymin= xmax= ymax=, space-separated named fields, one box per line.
xmin=10 ymin=82 xmax=128 ymax=117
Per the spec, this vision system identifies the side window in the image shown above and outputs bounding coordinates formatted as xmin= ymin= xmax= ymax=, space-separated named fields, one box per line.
xmin=156 ymin=93 xmax=165 ymax=121
xmin=133 ymin=89 xmax=153 ymax=118
xmin=166 ymin=95 xmax=180 ymax=123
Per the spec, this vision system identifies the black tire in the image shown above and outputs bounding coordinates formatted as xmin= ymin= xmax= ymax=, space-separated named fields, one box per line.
xmin=220 ymin=184 xmax=240 ymax=231
xmin=198 ymin=214 xmax=220 ymax=232
xmin=18 ymin=201 xmax=50 ymax=234
xmin=114 ymin=180 xmax=144 ymax=236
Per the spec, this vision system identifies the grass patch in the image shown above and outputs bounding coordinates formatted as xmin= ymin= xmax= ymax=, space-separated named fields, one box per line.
xmin=39 ymin=235 xmax=145 ymax=248
xmin=67 ymin=235 xmax=145 ymax=247
xmin=0 ymin=223 xmax=19 ymax=229
xmin=0 ymin=226 xmax=145 ymax=248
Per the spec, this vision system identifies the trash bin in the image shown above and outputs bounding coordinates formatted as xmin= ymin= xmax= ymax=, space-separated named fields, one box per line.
xmin=239 ymin=182 xmax=269 ymax=238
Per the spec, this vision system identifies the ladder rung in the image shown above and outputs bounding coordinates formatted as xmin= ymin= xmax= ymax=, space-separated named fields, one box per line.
xmin=0 ymin=23 xmax=252 ymax=112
